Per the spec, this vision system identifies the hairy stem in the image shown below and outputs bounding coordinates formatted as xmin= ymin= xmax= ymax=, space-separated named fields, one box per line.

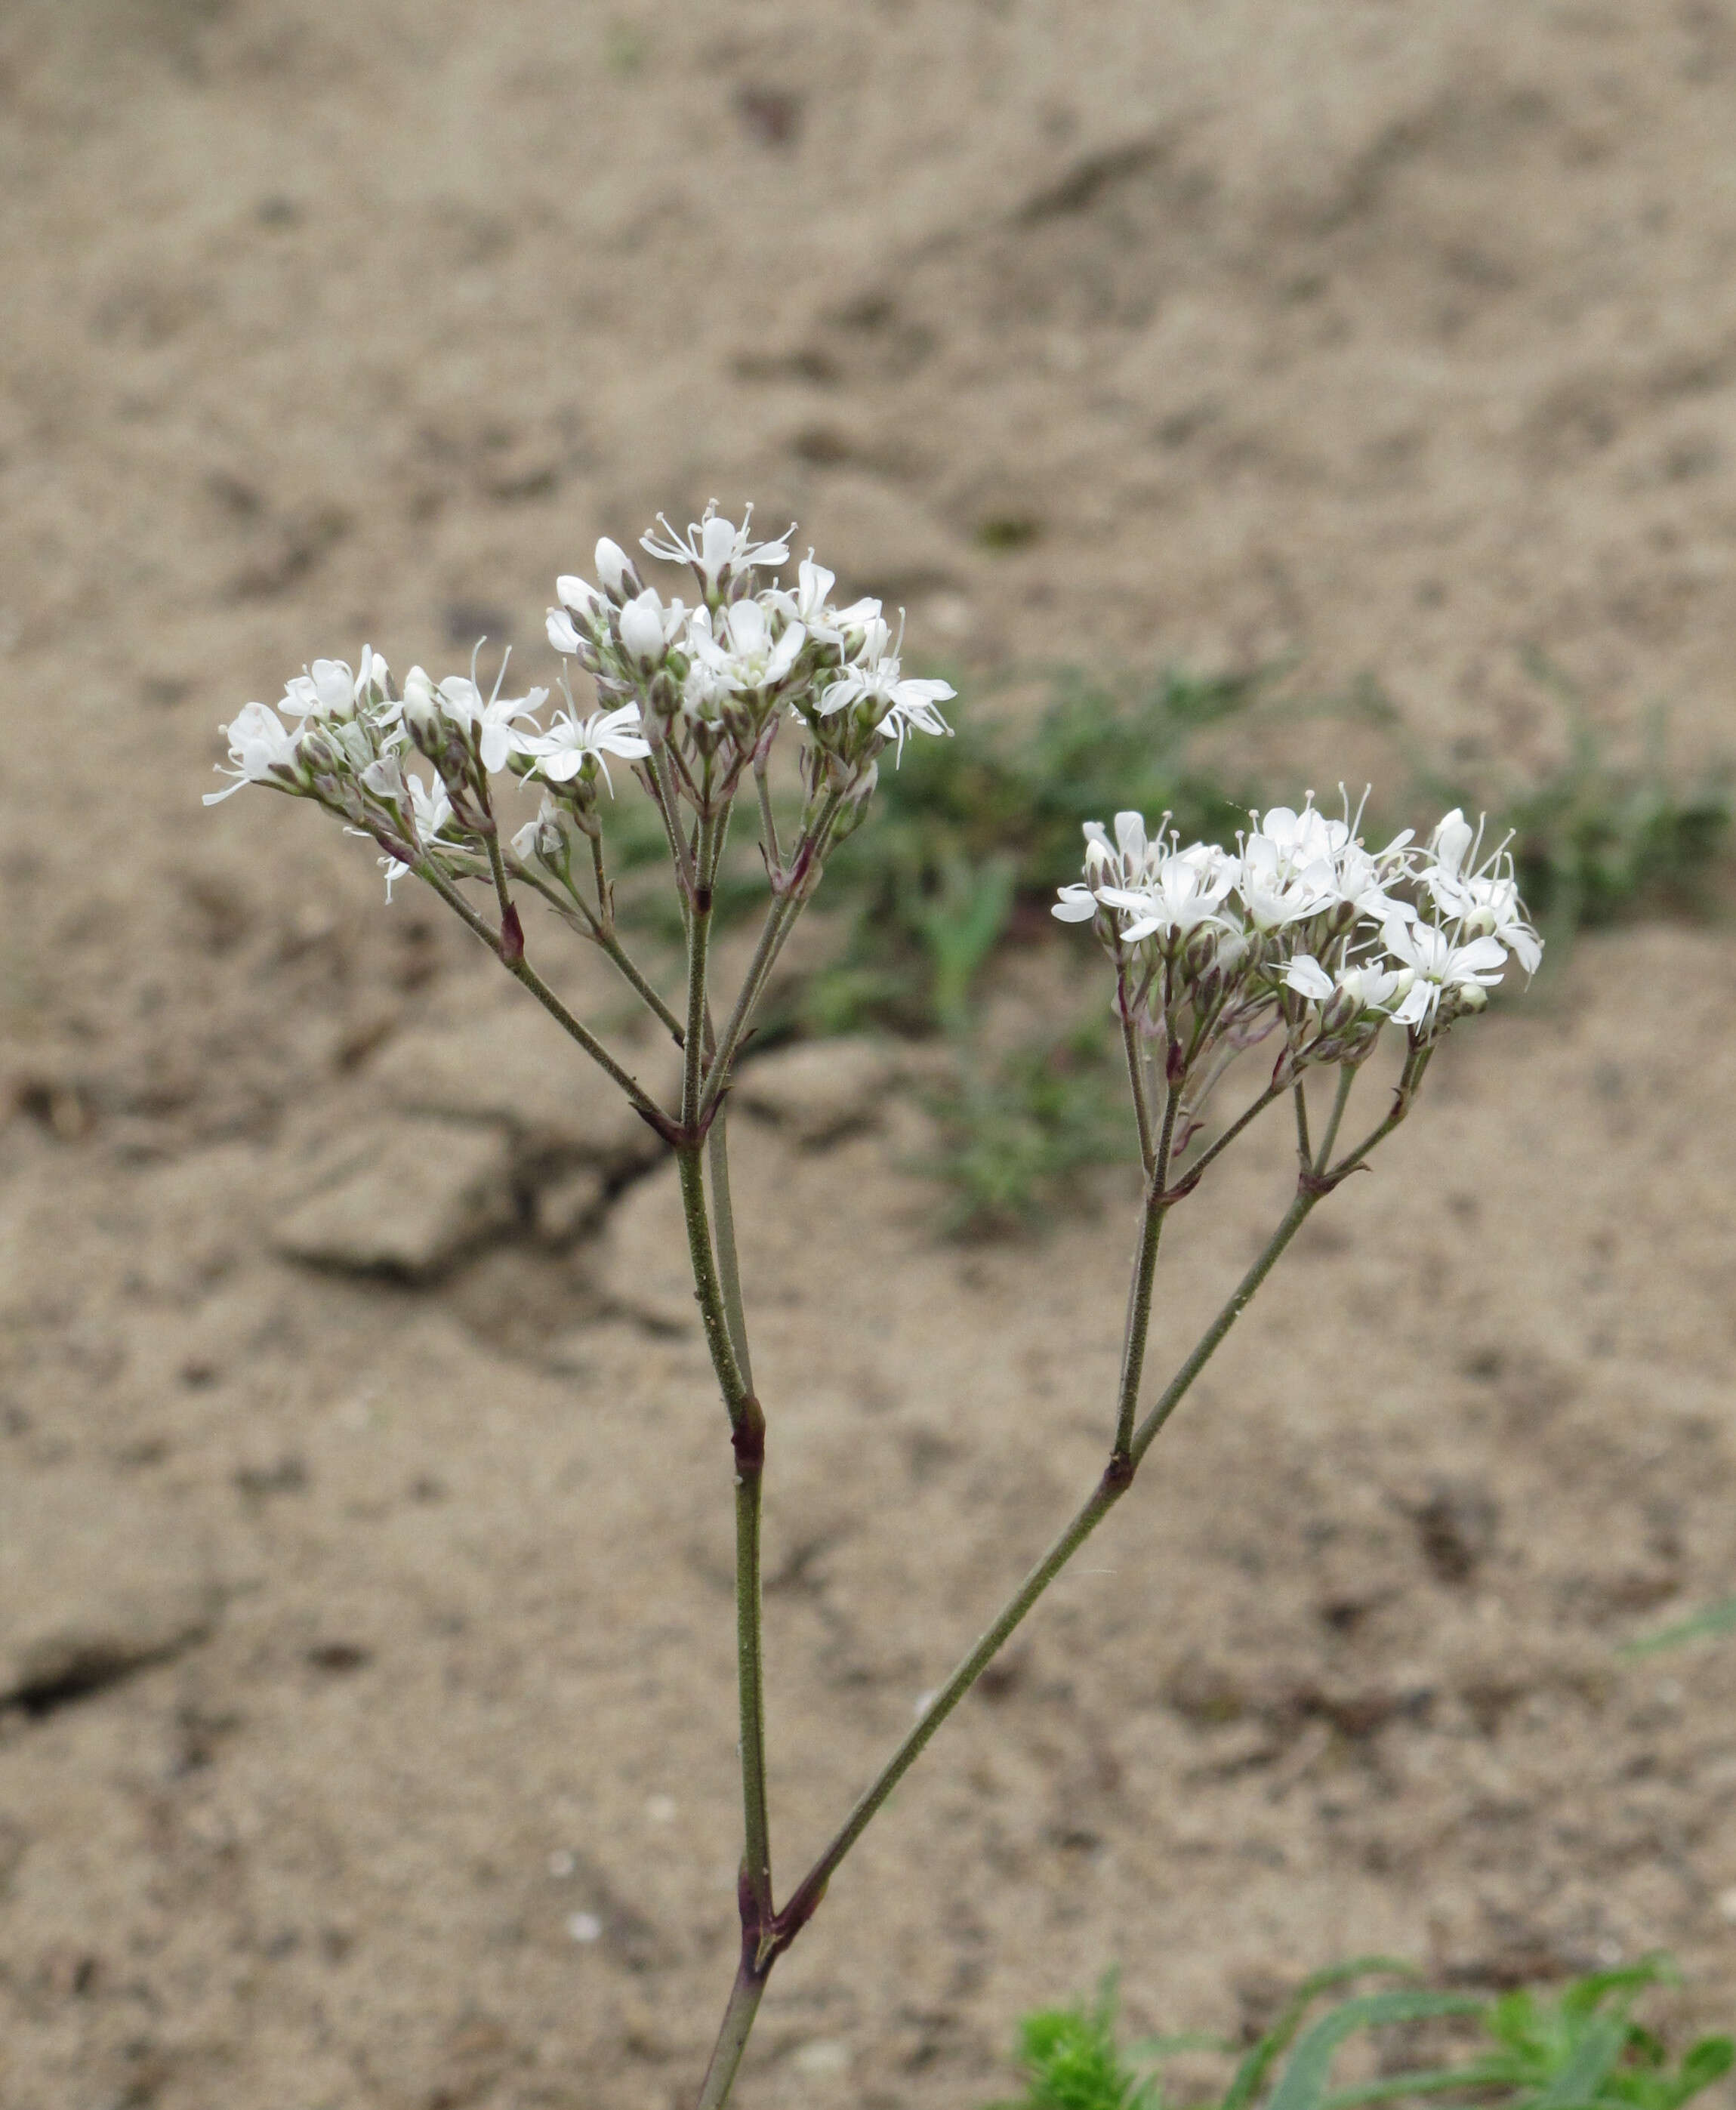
xmin=698 ymin=792 xmax=843 ymax=1118
xmin=1171 ymin=1081 xmax=1285 ymax=1193
xmin=414 ymin=862 xmax=662 ymax=1115
xmin=695 ymin=1961 xmax=771 ymax=2110
xmin=508 ymin=858 xmax=687 ymax=1044
xmin=1131 ymin=1186 xmax=1318 ymax=1464
xmin=1120 ymin=998 xmax=1155 ymax=1177
xmin=709 ymin=1109 xmax=754 ymax=1390
xmin=1112 ymin=1066 xmax=1180 ymax=1460
xmin=1314 ymin=1063 xmax=1357 ymax=1171
xmin=774 ymin=1176 xmax=1333 ymax=1951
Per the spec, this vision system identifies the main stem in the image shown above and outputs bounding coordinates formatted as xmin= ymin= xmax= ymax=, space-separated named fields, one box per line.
xmin=674 ymin=813 xmax=777 ymax=2034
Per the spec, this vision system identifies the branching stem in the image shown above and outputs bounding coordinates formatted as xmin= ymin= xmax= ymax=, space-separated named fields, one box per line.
xmin=413 ymin=862 xmax=661 ymax=1115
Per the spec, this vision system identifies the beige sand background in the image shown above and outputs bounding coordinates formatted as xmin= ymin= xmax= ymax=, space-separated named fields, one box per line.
xmin=4 ymin=3 xmax=1736 ymax=2105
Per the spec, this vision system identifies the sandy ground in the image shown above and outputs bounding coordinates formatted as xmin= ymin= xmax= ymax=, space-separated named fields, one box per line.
xmin=4 ymin=2 xmax=1736 ymax=2105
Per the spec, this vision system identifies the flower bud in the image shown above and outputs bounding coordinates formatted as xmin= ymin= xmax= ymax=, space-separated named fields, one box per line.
xmin=594 ymin=538 xmax=640 ymax=600
xmin=402 ymin=665 xmax=439 ymax=741
xmin=618 ymin=590 xmax=668 ymax=666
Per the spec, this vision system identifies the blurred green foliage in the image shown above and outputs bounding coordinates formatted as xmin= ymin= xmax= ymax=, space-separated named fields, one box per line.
xmin=990 ymin=1958 xmax=1732 ymax=2110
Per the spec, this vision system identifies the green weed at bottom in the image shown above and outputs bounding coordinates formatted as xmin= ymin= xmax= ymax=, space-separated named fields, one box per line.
xmin=989 ymin=1958 xmax=1732 ymax=2110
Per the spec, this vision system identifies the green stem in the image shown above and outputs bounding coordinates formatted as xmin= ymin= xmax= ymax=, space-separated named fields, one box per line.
xmin=648 ymin=743 xmax=698 ymax=908
xmin=413 ymin=862 xmax=663 ymax=1118
xmin=509 ymin=859 xmax=687 ymax=1044
xmin=732 ymin=1407 xmax=772 ymax=1923
xmin=1132 ymin=1186 xmax=1317 ymax=1464
xmin=698 ymin=792 xmax=843 ymax=1119
xmin=1112 ymin=1070 xmax=1179 ymax=1459
xmin=683 ymin=812 xmax=718 ymax=1134
xmin=1325 ymin=1043 xmax=1433 ymax=1180
xmin=695 ymin=1961 xmax=771 ymax=2110
xmin=1292 ymin=1079 xmax=1312 ymax=1168
xmin=1121 ymin=1000 xmax=1156 ymax=1176
xmin=1314 ymin=1063 xmax=1356 ymax=1171
xmin=774 ymin=1464 xmax=1129 ymax=1945
xmin=754 ymin=760 xmax=781 ymax=872
xmin=708 ymin=1108 xmax=754 ymax=1390
xmin=775 ymin=1177 xmax=1332 ymax=1948
xmin=1171 ymin=1082 xmax=1284 ymax=1192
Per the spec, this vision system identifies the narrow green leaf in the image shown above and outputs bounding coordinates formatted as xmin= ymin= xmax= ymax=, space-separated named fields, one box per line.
xmin=1221 ymin=1963 xmax=1421 ymax=2110
xmin=1320 ymin=2062 xmax=1519 ymax=2108
xmin=1533 ymin=2012 xmax=1631 ymax=2105
xmin=1265 ymin=1993 xmax=1488 ymax=2110
xmin=1620 ymin=1595 xmax=1736 ymax=1657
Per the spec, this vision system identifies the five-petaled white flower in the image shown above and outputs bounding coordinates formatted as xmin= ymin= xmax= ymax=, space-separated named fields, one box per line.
xmin=431 ymin=671 xmax=549 ymax=773
xmin=1099 ymin=851 xmax=1238 ymax=945
xmin=686 ymin=597 xmax=806 ymax=696
xmin=1283 ymin=952 xmax=1413 ymax=1015
xmin=640 ymin=502 xmax=794 ymax=594
xmin=1382 ymin=918 xmax=1509 ymax=1026
xmin=816 ymin=616 xmax=954 ymax=757
xmin=525 ymin=702 xmax=652 ymax=788
xmin=1236 ymin=833 xmax=1334 ymax=932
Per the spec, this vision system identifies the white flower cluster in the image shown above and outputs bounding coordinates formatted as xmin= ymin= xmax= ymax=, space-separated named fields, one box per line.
xmin=545 ymin=501 xmax=954 ymax=808
xmin=205 ymin=504 xmax=954 ymax=898
xmin=1054 ymin=797 xmax=1540 ymax=1070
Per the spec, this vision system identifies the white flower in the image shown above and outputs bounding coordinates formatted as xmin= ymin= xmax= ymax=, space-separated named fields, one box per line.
xmin=1246 ymin=794 xmax=1414 ymax=927
xmin=1099 ymin=849 xmax=1239 ymax=945
xmin=547 ymin=606 xmax=583 ymax=655
xmin=766 ymin=555 xmax=881 ymax=646
xmin=1422 ymin=809 xmax=1542 ymax=974
xmin=687 ymin=597 xmax=806 ymax=695
xmin=1253 ymin=801 xmax=1349 ymax=870
xmin=1283 ymin=953 xmax=1335 ymax=1002
xmin=525 ymin=702 xmax=652 ymax=788
xmin=1073 ymin=812 xmax=1163 ymax=891
xmin=1283 ymin=952 xmax=1412 ymax=1015
xmin=1052 ymin=884 xmax=1101 ymax=924
xmin=476 ymin=684 xmax=547 ymax=773
xmin=354 ymin=645 xmax=392 ymax=711
xmin=427 ymin=668 xmax=547 ymax=771
xmin=204 ymin=702 xmax=303 ymax=804
xmin=1383 ymin=918 xmax=1509 ymax=1026
xmin=640 ymin=501 xmax=793 ymax=592
xmin=816 ymin=617 xmax=954 ymax=757
xmin=1236 ymin=834 xmax=1334 ymax=932
xmin=280 ymin=657 xmax=358 ymax=721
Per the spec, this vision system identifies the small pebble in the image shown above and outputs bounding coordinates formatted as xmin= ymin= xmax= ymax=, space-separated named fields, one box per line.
xmin=566 ymin=1912 xmax=603 ymax=1944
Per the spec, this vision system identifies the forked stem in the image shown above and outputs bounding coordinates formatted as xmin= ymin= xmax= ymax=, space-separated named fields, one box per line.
xmin=695 ymin=1147 xmax=1371 ymax=2107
